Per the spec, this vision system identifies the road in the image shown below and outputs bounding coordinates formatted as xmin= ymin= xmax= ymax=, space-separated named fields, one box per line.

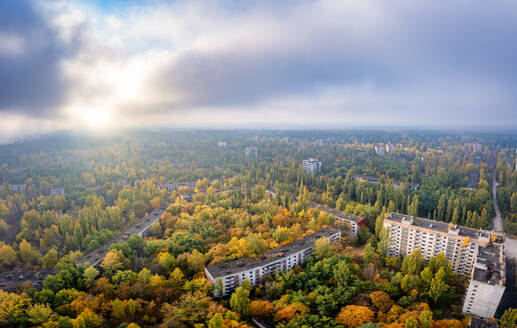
xmin=491 ymin=173 xmax=503 ymax=233
xmin=77 ymin=204 xmax=169 ymax=267
xmin=491 ymin=172 xmax=517 ymax=258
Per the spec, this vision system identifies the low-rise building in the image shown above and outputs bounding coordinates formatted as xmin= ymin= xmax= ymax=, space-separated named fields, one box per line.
xmin=51 ymin=188 xmax=65 ymax=196
xmin=309 ymin=202 xmax=365 ymax=235
xmin=302 ymin=159 xmax=321 ymax=176
xmin=353 ymin=174 xmax=419 ymax=191
xmin=218 ymin=141 xmax=227 ymax=147
xmin=11 ymin=184 xmax=27 ymax=193
xmin=205 ymin=228 xmax=341 ymax=296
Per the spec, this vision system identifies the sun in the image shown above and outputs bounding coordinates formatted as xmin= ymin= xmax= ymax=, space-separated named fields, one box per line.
xmin=81 ymin=108 xmax=112 ymax=130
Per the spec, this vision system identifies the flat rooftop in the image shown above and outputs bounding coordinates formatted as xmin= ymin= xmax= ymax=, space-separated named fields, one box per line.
xmin=473 ymin=244 xmax=505 ymax=285
xmin=385 ymin=212 xmax=491 ymax=242
xmin=310 ymin=202 xmax=364 ymax=223
xmin=205 ymin=227 xmax=340 ymax=278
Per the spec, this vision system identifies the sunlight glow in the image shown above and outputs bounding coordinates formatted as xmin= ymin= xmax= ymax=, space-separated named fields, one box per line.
xmin=80 ymin=108 xmax=112 ymax=130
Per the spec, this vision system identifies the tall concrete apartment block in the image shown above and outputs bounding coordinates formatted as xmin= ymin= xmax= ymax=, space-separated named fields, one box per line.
xmin=302 ymin=158 xmax=321 ymax=176
xmin=205 ymin=228 xmax=341 ymax=297
xmin=383 ymin=213 xmax=506 ymax=318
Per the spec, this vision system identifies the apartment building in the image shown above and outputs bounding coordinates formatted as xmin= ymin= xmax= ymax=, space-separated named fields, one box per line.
xmin=302 ymin=158 xmax=321 ymax=176
xmin=51 ymin=188 xmax=65 ymax=196
xmin=245 ymin=147 xmax=258 ymax=158
xmin=205 ymin=228 xmax=341 ymax=297
xmin=384 ymin=213 xmax=506 ymax=318
xmin=11 ymin=184 xmax=27 ymax=193
xmin=309 ymin=202 xmax=365 ymax=235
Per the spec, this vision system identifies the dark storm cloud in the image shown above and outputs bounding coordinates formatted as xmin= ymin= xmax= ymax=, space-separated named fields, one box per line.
xmin=0 ymin=0 xmax=75 ymax=116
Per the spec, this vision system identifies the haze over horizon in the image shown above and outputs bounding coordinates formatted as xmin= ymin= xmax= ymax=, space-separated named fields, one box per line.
xmin=1 ymin=0 xmax=517 ymax=143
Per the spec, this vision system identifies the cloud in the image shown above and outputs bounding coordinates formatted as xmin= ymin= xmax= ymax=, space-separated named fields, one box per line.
xmin=1 ymin=0 xmax=517 ymax=142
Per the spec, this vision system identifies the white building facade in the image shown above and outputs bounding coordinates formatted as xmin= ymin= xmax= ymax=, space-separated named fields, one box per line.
xmin=205 ymin=228 xmax=341 ymax=296
xmin=384 ymin=213 xmax=506 ymax=318
xmin=302 ymin=159 xmax=321 ymax=176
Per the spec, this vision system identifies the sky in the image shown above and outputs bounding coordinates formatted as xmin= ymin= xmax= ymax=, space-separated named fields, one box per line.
xmin=0 ymin=0 xmax=517 ymax=143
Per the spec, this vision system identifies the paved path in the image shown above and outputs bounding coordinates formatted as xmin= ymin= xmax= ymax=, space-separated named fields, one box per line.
xmin=491 ymin=172 xmax=517 ymax=258
xmin=491 ymin=173 xmax=504 ymax=232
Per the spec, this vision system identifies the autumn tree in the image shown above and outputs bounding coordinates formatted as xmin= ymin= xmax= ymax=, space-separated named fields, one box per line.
xmin=248 ymin=300 xmax=274 ymax=318
xmin=101 ymin=250 xmax=129 ymax=276
xmin=370 ymin=291 xmax=393 ymax=312
xmin=336 ymin=305 xmax=374 ymax=328
xmin=0 ymin=245 xmax=17 ymax=268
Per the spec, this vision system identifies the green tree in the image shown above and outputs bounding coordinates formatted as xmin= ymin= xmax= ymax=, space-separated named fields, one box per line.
xmin=363 ymin=242 xmax=375 ymax=263
xmin=83 ymin=267 xmax=99 ymax=283
xmin=42 ymin=248 xmax=59 ymax=269
xmin=313 ymin=238 xmax=333 ymax=259
xmin=230 ymin=286 xmax=250 ymax=318
xmin=500 ymin=308 xmax=517 ymax=328
xmin=404 ymin=317 xmax=418 ymax=328
xmin=208 ymin=313 xmax=224 ymax=328
xmin=429 ymin=269 xmax=448 ymax=304
xmin=419 ymin=310 xmax=433 ymax=328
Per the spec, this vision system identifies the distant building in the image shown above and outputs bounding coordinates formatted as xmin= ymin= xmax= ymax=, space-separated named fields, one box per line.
xmin=180 ymin=193 xmax=195 ymax=202
xmin=282 ymin=136 xmax=289 ymax=143
xmin=383 ymin=213 xmax=506 ymax=318
xmin=217 ymin=141 xmax=227 ymax=147
xmin=1 ymin=163 xmax=7 ymax=169
xmin=11 ymin=184 xmax=27 ymax=193
xmin=51 ymin=188 xmax=65 ymax=196
xmin=309 ymin=202 xmax=366 ymax=235
xmin=385 ymin=144 xmax=395 ymax=153
xmin=353 ymin=174 xmax=419 ymax=191
xmin=158 ymin=181 xmax=196 ymax=192
xmin=302 ymin=159 xmax=321 ymax=175
xmin=205 ymin=228 xmax=341 ymax=296
xmin=465 ymin=143 xmax=482 ymax=152
xmin=374 ymin=144 xmax=386 ymax=155
xmin=245 ymin=147 xmax=258 ymax=158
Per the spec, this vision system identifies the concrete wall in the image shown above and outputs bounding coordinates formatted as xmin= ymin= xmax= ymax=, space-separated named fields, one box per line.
xmin=463 ymin=281 xmax=505 ymax=318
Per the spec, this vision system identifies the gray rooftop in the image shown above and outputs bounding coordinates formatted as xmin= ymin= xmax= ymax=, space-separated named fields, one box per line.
xmin=310 ymin=202 xmax=364 ymax=223
xmin=385 ymin=212 xmax=491 ymax=242
xmin=205 ymin=227 xmax=340 ymax=278
xmin=473 ymin=244 xmax=505 ymax=285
